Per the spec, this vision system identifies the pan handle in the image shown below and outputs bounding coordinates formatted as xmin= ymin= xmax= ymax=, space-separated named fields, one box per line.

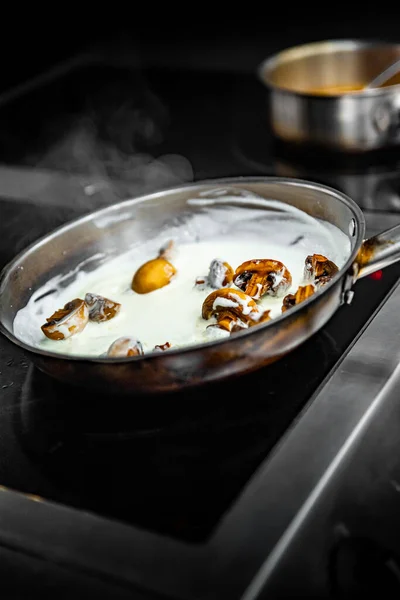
xmin=356 ymin=223 xmax=400 ymax=279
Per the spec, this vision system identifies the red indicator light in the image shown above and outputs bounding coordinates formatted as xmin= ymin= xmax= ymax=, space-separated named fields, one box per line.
xmin=369 ymin=270 xmax=383 ymax=280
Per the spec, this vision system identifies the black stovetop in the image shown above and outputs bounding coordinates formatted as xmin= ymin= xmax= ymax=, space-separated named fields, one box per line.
xmin=1 ymin=59 xmax=400 ymax=546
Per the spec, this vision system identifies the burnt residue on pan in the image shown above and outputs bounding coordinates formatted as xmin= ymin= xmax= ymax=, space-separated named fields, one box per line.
xmin=355 ymin=236 xmax=395 ymax=274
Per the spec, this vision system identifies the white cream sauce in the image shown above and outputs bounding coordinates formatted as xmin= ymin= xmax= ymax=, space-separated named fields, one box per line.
xmin=13 ymin=204 xmax=351 ymax=358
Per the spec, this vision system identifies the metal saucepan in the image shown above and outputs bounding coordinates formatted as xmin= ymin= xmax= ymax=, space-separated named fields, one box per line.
xmin=258 ymin=40 xmax=400 ymax=152
xmin=1 ymin=176 xmax=400 ymax=396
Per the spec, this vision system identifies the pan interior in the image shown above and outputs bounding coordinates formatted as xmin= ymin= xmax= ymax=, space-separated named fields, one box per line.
xmin=11 ymin=185 xmax=353 ymax=359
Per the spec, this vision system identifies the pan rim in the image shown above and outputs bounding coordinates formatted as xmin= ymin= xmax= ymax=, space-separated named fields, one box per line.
xmin=0 ymin=175 xmax=366 ymax=363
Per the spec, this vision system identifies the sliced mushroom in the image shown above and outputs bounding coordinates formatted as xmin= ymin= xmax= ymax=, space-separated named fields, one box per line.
xmin=282 ymin=284 xmax=315 ymax=313
xmin=234 ymin=259 xmax=292 ymax=299
xmin=211 ymin=310 xmax=249 ymax=333
xmin=131 ymin=242 xmax=177 ymax=294
xmin=85 ymin=293 xmax=121 ymax=322
xmin=248 ymin=309 xmax=271 ymax=327
xmin=227 ymin=308 xmax=271 ymax=333
xmin=202 ymin=287 xmax=262 ymax=332
xmin=195 ymin=258 xmax=234 ymax=290
xmin=153 ymin=342 xmax=172 ymax=352
xmin=304 ymin=254 xmax=338 ymax=286
xmin=107 ymin=336 xmax=144 ymax=357
xmin=41 ymin=298 xmax=89 ymax=340
xmin=195 ymin=276 xmax=207 ymax=289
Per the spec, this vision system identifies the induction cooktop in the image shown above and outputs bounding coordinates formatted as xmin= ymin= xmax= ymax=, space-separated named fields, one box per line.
xmin=1 ymin=55 xmax=400 ymax=598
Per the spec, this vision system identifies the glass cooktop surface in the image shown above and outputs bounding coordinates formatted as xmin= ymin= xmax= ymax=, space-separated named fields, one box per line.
xmin=1 ymin=61 xmax=400 ymax=544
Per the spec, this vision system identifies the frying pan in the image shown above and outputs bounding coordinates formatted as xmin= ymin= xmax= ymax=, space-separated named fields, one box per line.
xmin=0 ymin=176 xmax=399 ymax=396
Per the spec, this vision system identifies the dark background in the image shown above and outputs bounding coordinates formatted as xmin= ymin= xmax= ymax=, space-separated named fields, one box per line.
xmin=2 ymin=8 xmax=399 ymax=93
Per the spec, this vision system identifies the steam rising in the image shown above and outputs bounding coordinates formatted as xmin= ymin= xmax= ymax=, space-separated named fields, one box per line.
xmin=27 ymin=74 xmax=194 ymax=210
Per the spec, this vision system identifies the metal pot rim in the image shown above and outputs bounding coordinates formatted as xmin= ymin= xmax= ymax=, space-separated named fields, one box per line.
xmin=258 ymin=38 xmax=400 ymax=98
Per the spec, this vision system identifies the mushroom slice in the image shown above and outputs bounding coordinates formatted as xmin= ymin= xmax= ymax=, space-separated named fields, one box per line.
xmin=202 ymin=287 xmax=261 ymax=332
xmin=304 ymin=254 xmax=338 ymax=286
xmin=210 ymin=310 xmax=248 ymax=333
xmin=195 ymin=276 xmax=208 ymax=289
xmin=131 ymin=241 xmax=177 ymax=294
xmin=41 ymin=298 xmax=89 ymax=340
xmin=107 ymin=336 xmax=144 ymax=357
xmin=224 ymin=308 xmax=272 ymax=333
xmin=195 ymin=258 xmax=234 ymax=290
xmin=282 ymin=284 xmax=315 ymax=313
xmin=85 ymin=293 xmax=121 ymax=322
xmin=153 ymin=342 xmax=171 ymax=352
xmin=209 ymin=259 xmax=234 ymax=288
xmin=248 ymin=309 xmax=271 ymax=327
xmin=234 ymin=259 xmax=292 ymax=299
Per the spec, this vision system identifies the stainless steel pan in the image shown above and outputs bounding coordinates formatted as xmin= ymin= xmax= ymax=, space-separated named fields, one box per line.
xmin=258 ymin=40 xmax=400 ymax=152
xmin=1 ymin=176 xmax=399 ymax=395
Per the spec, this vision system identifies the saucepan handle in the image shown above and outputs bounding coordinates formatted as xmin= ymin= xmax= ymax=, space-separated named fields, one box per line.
xmin=356 ymin=223 xmax=400 ymax=279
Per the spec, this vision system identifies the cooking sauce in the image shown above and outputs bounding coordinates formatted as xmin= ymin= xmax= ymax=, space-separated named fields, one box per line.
xmin=304 ymin=84 xmax=366 ymax=95
xmin=14 ymin=205 xmax=351 ymax=358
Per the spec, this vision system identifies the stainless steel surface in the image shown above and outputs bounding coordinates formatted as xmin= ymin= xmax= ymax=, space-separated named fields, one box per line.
xmin=365 ymin=56 xmax=400 ymax=89
xmin=0 ymin=237 xmax=399 ymax=599
xmin=240 ymin=280 xmax=400 ymax=599
xmin=0 ymin=176 xmax=366 ymax=395
xmin=258 ymin=40 xmax=400 ymax=151
xmin=358 ymin=221 xmax=400 ymax=278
